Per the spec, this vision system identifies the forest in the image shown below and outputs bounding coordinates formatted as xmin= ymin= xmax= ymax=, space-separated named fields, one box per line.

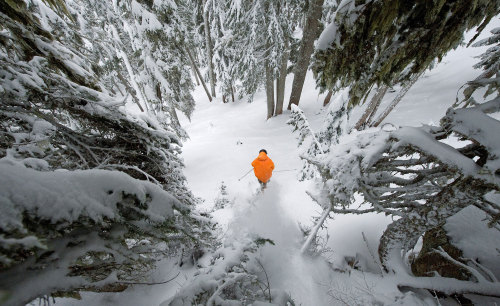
xmin=1 ymin=0 xmax=500 ymax=305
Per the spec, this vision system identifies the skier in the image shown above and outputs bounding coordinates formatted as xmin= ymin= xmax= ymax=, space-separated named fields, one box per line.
xmin=251 ymin=149 xmax=275 ymax=189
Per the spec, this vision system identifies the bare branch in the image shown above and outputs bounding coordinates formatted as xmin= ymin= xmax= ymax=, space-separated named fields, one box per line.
xmin=433 ymin=247 xmax=487 ymax=283
xmin=116 ymin=272 xmax=180 ymax=286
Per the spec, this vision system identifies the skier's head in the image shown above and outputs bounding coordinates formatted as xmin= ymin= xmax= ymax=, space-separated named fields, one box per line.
xmin=259 ymin=149 xmax=267 ymax=155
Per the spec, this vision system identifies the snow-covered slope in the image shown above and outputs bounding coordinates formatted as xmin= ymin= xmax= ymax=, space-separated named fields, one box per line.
xmin=175 ymin=21 xmax=500 ymax=305
xmin=56 ymin=20 xmax=500 ymax=306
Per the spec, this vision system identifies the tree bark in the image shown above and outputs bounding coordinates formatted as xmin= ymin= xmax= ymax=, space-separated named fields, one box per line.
xmin=287 ymin=0 xmax=325 ymax=110
xmin=275 ymin=37 xmax=289 ymax=115
xmin=265 ymin=60 xmax=275 ymax=119
xmin=203 ymin=1 xmax=216 ymax=98
xmin=371 ymin=71 xmax=423 ymax=127
xmin=230 ymin=83 xmax=235 ymax=102
xmin=155 ymin=83 xmax=163 ymax=112
xmin=168 ymin=105 xmax=181 ymax=131
xmin=184 ymin=45 xmax=212 ymax=102
xmin=323 ymin=90 xmax=333 ymax=106
xmin=190 ymin=61 xmax=200 ymax=86
xmin=116 ymin=70 xmax=144 ymax=112
xmin=354 ymin=85 xmax=388 ymax=130
xmin=365 ymin=88 xmax=385 ymax=125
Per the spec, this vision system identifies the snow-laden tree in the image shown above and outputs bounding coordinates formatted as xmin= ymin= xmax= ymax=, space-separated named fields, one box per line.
xmin=178 ymin=0 xmax=217 ymax=101
xmin=204 ymin=0 xmax=302 ymax=116
xmin=212 ymin=181 xmax=231 ymax=210
xmin=313 ymin=0 xmax=500 ymax=107
xmin=287 ymin=105 xmax=324 ymax=181
xmin=0 ymin=0 xmax=213 ymax=304
xmin=287 ymin=89 xmax=350 ymax=180
xmin=200 ymin=0 xmax=239 ymax=103
xmin=308 ymin=102 xmax=500 ymax=296
xmin=459 ymin=27 xmax=500 ymax=108
xmin=165 ymin=235 xmax=294 ymax=305
xmin=69 ymin=0 xmax=196 ymax=138
xmin=293 ymin=27 xmax=500 ymax=299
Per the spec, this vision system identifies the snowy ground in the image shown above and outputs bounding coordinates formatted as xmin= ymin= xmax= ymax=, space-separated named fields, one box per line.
xmin=54 ymin=20 xmax=500 ymax=306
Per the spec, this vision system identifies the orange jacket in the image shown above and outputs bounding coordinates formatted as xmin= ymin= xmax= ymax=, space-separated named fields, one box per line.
xmin=251 ymin=152 xmax=275 ymax=183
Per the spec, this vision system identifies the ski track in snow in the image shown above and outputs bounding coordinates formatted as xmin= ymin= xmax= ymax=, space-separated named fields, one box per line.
xmin=178 ymin=86 xmax=402 ymax=305
xmin=179 ymin=78 xmax=338 ymax=304
xmin=224 ymin=183 xmax=333 ymax=305
xmin=178 ymin=72 xmax=399 ymax=305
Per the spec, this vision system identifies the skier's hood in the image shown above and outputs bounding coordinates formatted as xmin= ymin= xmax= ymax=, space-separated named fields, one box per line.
xmin=257 ymin=152 xmax=268 ymax=161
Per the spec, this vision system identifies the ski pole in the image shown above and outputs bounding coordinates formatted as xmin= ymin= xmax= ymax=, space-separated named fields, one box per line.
xmin=274 ymin=169 xmax=298 ymax=173
xmin=238 ymin=168 xmax=253 ymax=181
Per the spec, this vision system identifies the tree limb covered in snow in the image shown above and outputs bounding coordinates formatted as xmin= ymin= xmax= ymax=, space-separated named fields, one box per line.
xmin=0 ymin=0 xmax=215 ymax=303
xmin=304 ymin=90 xmax=500 ymax=297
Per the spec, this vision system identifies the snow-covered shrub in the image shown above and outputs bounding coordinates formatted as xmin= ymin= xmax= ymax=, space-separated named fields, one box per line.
xmin=288 ymin=99 xmax=350 ymax=182
xmin=315 ymin=90 xmax=350 ymax=152
xmin=165 ymin=237 xmax=294 ymax=306
xmin=0 ymin=161 xmax=189 ymax=305
xmin=287 ymin=105 xmax=324 ymax=181
xmin=0 ymin=1 xmax=214 ymax=304
xmin=213 ymin=181 xmax=232 ymax=210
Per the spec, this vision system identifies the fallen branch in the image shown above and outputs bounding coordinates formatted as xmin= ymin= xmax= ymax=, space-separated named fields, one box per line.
xmin=301 ymin=199 xmax=332 ymax=254
xmin=361 ymin=232 xmax=384 ymax=277
xmin=116 ymin=272 xmax=180 ymax=286
xmin=398 ymin=275 xmax=500 ymax=299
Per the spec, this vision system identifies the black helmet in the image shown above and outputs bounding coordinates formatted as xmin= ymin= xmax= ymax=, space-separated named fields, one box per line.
xmin=259 ymin=149 xmax=267 ymax=154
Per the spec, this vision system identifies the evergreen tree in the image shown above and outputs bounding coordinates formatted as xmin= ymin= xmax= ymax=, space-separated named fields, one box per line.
xmin=459 ymin=27 xmax=500 ymax=107
xmin=213 ymin=181 xmax=231 ymax=210
xmin=287 ymin=105 xmax=324 ymax=181
xmin=205 ymin=0 xmax=302 ymax=117
xmin=71 ymin=0 xmax=196 ymax=137
xmin=203 ymin=0 xmax=217 ymax=98
xmin=313 ymin=0 xmax=500 ymax=107
xmin=0 ymin=0 xmax=213 ymax=303
xmin=293 ymin=21 xmax=500 ymax=298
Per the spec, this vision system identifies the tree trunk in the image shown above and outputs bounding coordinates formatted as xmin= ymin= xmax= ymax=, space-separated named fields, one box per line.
xmin=169 ymin=105 xmax=180 ymax=130
xmin=275 ymin=38 xmax=289 ymax=115
xmin=365 ymin=88 xmax=385 ymax=125
xmin=190 ymin=61 xmax=200 ymax=85
xmin=275 ymin=79 xmax=280 ymax=113
xmin=371 ymin=71 xmax=423 ymax=127
xmin=230 ymin=83 xmax=235 ymax=102
xmin=203 ymin=1 xmax=216 ymax=98
xmin=116 ymin=70 xmax=144 ymax=112
xmin=287 ymin=0 xmax=325 ymax=110
xmin=184 ymin=45 xmax=212 ymax=102
xmin=323 ymin=90 xmax=333 ymax=106
xmin=111 ymin=79 xmax=124 ymax=96
xmin=354 ymin=85 xmax=388 ymax=130
xmin=155 ymin=83 xmax=163 ymax=112
xmin=265 ymin=60 xmax=275 ymax=119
